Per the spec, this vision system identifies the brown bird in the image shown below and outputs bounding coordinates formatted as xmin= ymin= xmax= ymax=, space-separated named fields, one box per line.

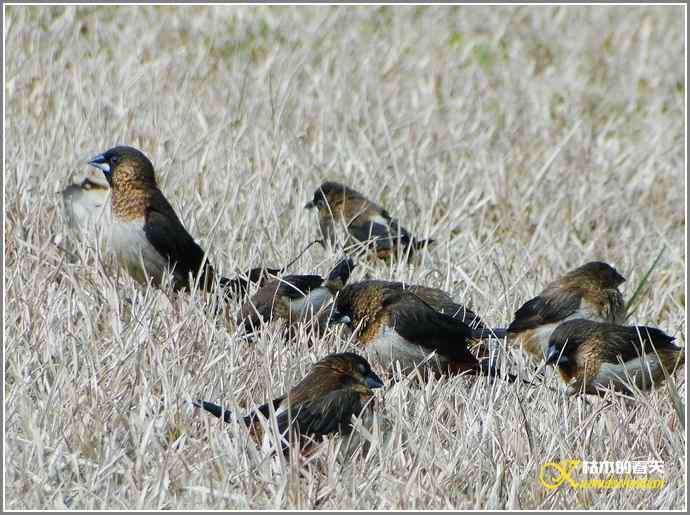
xmin=490 ymin=261 xmax=626 ymax=359
xmin=239 ymin=256 xmax=355 ymax=333
xmin=87 ymin=146 xmax=273 ymax=299
xmin=333 ymin=280 xmax=486 ymax=330
xmin=332 ymin=282 xmax=517 ymax=381
xmin=545 ymin=319 xmax=684 ymax=395
xmin=304 ymin=181 xmax=434 ymax=260
xmin=193 ymin=352 xmax=384 ymax=455
xmin=62 ymin=172 xmax=110 ymax=235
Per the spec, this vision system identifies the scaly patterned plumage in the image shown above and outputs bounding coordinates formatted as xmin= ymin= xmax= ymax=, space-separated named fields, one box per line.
xmin=193 ymin=352 xmax=384 ymax=456
xmin=504 ymin=261 xmax=626 ymax=359
xmin=334 ymin=282 xmax=512 ymax=380
xmin=304 ymin=181 xmax=434 ymax=261
xmin=545 ymin=319 xmax=684 ymax=395
xmin=239 ymin=257 xmax=355 ymax=334
xmin=88 ymin=146 xmax=273 ymax=299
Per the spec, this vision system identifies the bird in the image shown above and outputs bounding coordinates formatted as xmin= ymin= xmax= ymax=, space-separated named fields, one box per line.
xmin=87 ymin=145 xmax=275 ymax=300
xmin=304 ymin=181 xmax=434 ymax=260
xmin=193 ymin=352 xmax=384 ymax=455
xmin=485 ymin=261 xmax=626 ymax=360
xmin=331 ymin=279 xmax=486 ymax=330
xmin=61 ymin=171 xmax=111 ymax=235
xmin=238 ymin=256 xmax=355 ymax=334
xmin=544 ymin=319 xmax=684 ymax=396
xmin=331 ymin=282 xmax=519 ymax=381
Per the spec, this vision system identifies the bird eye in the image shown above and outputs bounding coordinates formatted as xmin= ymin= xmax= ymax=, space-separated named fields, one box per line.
xmin=109 ymin=156 xmax=119 ymax=166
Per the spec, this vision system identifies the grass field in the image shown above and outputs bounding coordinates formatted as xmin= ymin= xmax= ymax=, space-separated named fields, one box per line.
xmin=4 ymin=5 xmax=686 ymax=510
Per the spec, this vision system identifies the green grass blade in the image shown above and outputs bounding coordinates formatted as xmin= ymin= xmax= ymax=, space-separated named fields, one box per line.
xmin=624 ymin=246 xmax=666 ymax=321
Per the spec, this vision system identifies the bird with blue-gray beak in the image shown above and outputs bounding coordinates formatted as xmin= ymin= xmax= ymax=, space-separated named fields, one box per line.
xmin=331 ymin=281 xmax=526 ymax=383
xmin=544 ymin=319 xmax=684 ymax=396
xmin=87 ymin=146 xmax=277 ymax=299
xmin=476 ymin=262 xmax=627 ymax=360
xmin=239 ymin=256 xmax=355 ymax=335
xmin=193 ymin=352 xmax=384 ymax=456
xmin=305 ymin=181 xmax=434 ymax=261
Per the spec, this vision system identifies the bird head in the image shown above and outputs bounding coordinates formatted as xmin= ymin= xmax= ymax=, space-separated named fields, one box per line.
xmin=544 ymin=320 xmax=590 ymax=367
xmin=325 ymin=256 xmax=356 ymax=290
xmin=304 ymin=181 xmax=354 ymax=210
xmin=316 ymin=352 xmax=384 ymax=391
xmin=88 ymin=146 xmax=156 ymax=188
xmin=571 ymin=261 xmax=626 ymax=288
xmin=544 ymin=342 xmax=571 ymax=367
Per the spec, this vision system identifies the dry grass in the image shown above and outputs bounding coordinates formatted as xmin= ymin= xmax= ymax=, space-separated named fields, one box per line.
xmin=3 ymin=5 xmax=686 ymax=510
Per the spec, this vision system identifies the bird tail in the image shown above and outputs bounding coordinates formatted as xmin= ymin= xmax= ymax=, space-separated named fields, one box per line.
xmin=192 ymin=400 xmax=235 ymax=424
xmin=412 ymin=238 xmax=435 ymax=250
xmin=473 ymin=360 xmax=537 ymax=387
xmin=219 ymin=267 xmax=282 ymax=299
xmin=471 ymin=327 xmax=508 ymax=339
xmin=326 ymin=256 xmax=356 ymax=289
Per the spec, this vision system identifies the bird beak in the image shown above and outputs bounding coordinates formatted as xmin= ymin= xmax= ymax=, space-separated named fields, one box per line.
xmin=304 ymin=201 xmax=315 ymax=209
xmin=366 ymin=373 xmax=385 ymax=390
xmin=88 ymin=154 xmax=110 ymax=174
xmin=544 ymin=347 xmax=570 ymax=366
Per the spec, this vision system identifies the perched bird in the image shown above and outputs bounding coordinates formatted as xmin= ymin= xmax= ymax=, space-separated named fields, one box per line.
xmin=193 ymin=352 xmax=384 ymax=455
xmin=545 ymin=319 xmax=684 ymax=395
xmin=332 ymin=282 xmax=517 ymax=381
xmin=490 ymin=261 xmax=626 ymax=359
xmin=61 ymin=171 xmax=111 ymax=235
xmin=239 ymin=256 xmax=355 ymax=333
xmin=87 ymin=146 xmax=270 ymax=299
xmin=304 ymin=181 xmax=434 ymax=260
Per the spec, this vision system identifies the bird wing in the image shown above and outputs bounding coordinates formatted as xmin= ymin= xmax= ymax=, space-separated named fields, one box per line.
xmin=601 ymin=325 xmax=678 ymax=363
xmin=348 ymin=208 xmax=415 ymax=249
xmin=408 ymin=285 xmax=486 ymax=329
xmin=276 ymin=388 xmax=366 ymax=438
xmin=275 ymin=275 xmax=326 ymax=300
xmin=507 ymin=290 xmax=582 ymax=333
xmin=143 ymin=204 xmax=210 ymax=286
xmin=382 ymin=210 xmax=414 ymax=244
xmin=243 ymin=396 xmax=287 ymax=427
xmin=239 ymin=274 xmax=326 ymax=329
xmin=219 ymin=267 xmax=283 ymax=299
xmin=389 ymin=294 xmax=478 ymax=364
xmin=347 ymin=219 xmax=395 ymax=248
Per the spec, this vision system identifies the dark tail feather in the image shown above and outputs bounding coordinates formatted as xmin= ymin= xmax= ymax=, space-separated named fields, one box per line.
xmin=412 ymin=238 xmax=435 ymax=250
xmin=471 ymin=327 xmax=508 ymax=339
xmin=474 ymin=361 xmax=536 ymax=387
xmin=219 ymin=267 xmax=282 ymax=300
xmin=193 ymin=400 xmax=234 ymax=423
xmin=326 ymin=256 xmax=356 ymax=286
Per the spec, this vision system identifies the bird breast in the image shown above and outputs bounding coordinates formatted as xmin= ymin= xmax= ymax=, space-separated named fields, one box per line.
xmin=594 ymin=351 xmax=679 ymax=393
xmin=287 ymin=286 xmax=334 ymax=319
xmin=369 ymin=325 xmax=448 ymax=372
xmin=110 ymin=218 xmax=169 ymax=286
xmin=520 ymin=299 xmax=612 ymax=358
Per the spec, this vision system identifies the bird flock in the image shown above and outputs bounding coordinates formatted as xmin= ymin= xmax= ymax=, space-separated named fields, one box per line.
xmin=61 ymin=144 xmax=684 ymax=458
